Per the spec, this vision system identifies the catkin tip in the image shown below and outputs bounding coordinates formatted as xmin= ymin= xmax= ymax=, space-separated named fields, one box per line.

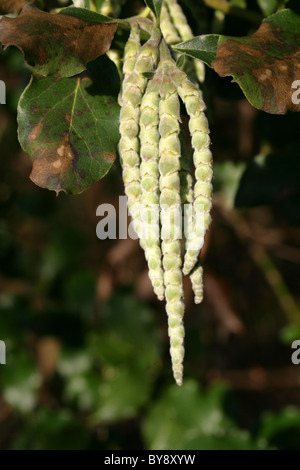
xmin=182 ymin=267 xmax=189 ymax=276
xmin=174 ymin=373 xmax=183 ymax=386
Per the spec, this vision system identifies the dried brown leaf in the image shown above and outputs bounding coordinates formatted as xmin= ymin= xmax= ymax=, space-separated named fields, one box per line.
xmin=0 ymin=4 xmax=118 ymax=77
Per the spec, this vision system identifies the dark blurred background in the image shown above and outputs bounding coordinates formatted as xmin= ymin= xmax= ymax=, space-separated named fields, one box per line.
xmin=0 ymin=0 xmax=300 ymax=450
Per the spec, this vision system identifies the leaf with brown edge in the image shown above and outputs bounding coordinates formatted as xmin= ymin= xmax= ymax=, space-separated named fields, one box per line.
xmin=212 ymin=9 xmax=300 ymax=114
xmin=17 ymin=55 xmax=120 ymax=195
xmin=173 ymin=9 xmax=300 ymax=115
xmin=0 ymin=3 xmax=118 ymax=77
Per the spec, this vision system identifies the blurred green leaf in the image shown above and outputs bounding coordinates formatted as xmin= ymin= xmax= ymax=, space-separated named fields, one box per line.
xmin=12 ymin=408 xmax=89 ymax=450
xmin=1 ymin=351 xmax=41 ymax=413
xmin=59 ymin=350 xmax=92 ymax=377
xmin=88 ymin=293 xmax=161 ymax=374
xmin=63 ymin=270 xmax=96 ymax=316
xmin=60 ymin=292 xmax=161 ymax=423
xmin=40 ymin=229 xmax=86 ymax=283
xmin=279 ymin=323 xmax=300 ymax=345
xmin=258 ymin=407 xmax=300 ymax=450
xmin=257 ymin=0 xmax=278 ymax=16
xmin=65 ymin=371 xmax=100 ymax=412
xmin=143 ymin=379 xmax=267 ymax=450
xmin=92 ymin=367 xmax=152 ymax=423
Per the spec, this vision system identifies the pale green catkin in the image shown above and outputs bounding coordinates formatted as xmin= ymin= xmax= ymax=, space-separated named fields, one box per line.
xmin=160 ymin=3 xmax=181 ymax=45
xmin=179 ymin=130 xmax=193 ymax=250
xmin=179 ymin=133 xmax=204 ymax=303
xmin=119 ymin=24 xmax=141 ymax=105
xmin=179 ymin=131 xmax=204 ymax=301
xmin=122 ymin=24 xmax=141 ymax=83
xmin=190 ymin=262 xmax=203 ymax=304
xmin=174 ymin=72 xmax=213 ymax=276
xmin=157 ymin=46 xmax=185 ymax=386
xmin=139 ymin=80 xmax=165 ymax=301
xmin=164 ymin=0 xmax=205 ymax=83
xmin=119 ymin=28 xmax=161 ymax=238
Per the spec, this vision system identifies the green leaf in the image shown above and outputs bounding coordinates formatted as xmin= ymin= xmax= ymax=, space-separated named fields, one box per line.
xmin=145 ymin=0 xmax=162 ymax=21
xmin=58 ymin=6 xmax=112 ymax=24
xmin=0 ymin=4 xmax=118 ymax=77
xmin=173 ymin=34 xmax=220 ymax=67
xmin=1 ymin=351 xmax=41 ymax=414
xmin=176 ymin=54 xmax=185 ymax=69
xmin=17 ymin=55 xmax=120 ymax=194
xmin=173 ymin=9 xmax=300 ymax=114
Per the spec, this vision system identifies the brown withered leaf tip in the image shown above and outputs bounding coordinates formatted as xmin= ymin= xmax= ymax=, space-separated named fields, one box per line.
xmin=29 ymin=131 xmax=76 ymax=194
xmin=212 ymin=21 xmax=300 ymax=114
xmin=0 ymin=3 xmax=118 ymax=76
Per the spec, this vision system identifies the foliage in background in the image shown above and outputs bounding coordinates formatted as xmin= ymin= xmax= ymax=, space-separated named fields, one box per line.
xmin=0 ymin=0 xmax=300 ymax=450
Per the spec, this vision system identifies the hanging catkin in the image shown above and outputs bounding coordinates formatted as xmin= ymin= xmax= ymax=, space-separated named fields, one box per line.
xmin=173 ymin=69 xmax=213 ymax=276
xmin=139 ymin=80 xmax=165 ymax=301
xmin=119 ymin=23 xmax=213 ymax=386
xmin=157 ymin=42 xmax=185 ymax=386
xmin=179 ymin=131 xmax=197 ymax=290
xmin=160 ymin=2 xmax=181 ymax=45
xmin=119 ymin=28 xmax=161 ymax=238
xmin=122 ymin=24 xmax=141 ymax=85
xmin=164 ymin=0 xmax=205 ymax=83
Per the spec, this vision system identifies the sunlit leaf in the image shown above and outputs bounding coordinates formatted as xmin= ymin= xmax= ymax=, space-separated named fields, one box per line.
xmin=17 ymin=56 xmax=120 ymax=194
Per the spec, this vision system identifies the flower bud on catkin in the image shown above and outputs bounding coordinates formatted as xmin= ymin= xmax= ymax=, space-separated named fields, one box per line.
xmin=119 ymin=28 xmax=161 ymax=237
xmin=190 ymin=263 xmax=203 ymax=304
xmin=123 ymin=24 xmax=141 ymax=83
xmin=157 ymin=45 xmax=185 ymax=386
xmin=139 ymin=80 xmax=165 ymax=301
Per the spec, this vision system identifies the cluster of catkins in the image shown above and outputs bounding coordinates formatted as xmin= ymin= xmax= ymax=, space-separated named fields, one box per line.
xmin=118 ymin=18 xmax=213 ymax=385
